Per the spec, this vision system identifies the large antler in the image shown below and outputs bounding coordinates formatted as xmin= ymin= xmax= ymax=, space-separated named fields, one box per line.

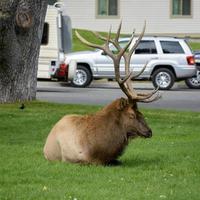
xmin=75 ymin=22 xmax=161 ymax=102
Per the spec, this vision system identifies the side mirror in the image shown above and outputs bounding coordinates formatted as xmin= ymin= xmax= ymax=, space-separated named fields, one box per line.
xmin=101 ymin=51 xmax=107 ymax=56
xmin=101 ymin=50 xmax=118 ymax=55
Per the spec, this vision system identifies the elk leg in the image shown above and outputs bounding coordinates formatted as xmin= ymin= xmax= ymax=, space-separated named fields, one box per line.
xmin=107 ymin=159 xmax=122 ymax=166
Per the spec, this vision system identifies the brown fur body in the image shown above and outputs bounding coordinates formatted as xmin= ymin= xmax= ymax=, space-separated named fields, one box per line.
xmin=43 ymin=98 xmax=152 ymax=165
xmin=45 ymin=25 xmax=159 ymax=165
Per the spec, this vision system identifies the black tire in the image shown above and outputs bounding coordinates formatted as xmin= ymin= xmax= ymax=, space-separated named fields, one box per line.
xmin=71 ymin=65 xmax=92 ymax=87
xmin=152 ymin=68 xmax=175 ymax=90
xmin=185 ymin=70 xmax=200 ymax=89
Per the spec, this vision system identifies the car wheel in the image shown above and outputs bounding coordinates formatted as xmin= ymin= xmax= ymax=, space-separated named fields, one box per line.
xmin=71 ymin=65 xmax=92 ymax=87
xmin=152 ymin=68 xmax=175 ymax=90
xmin=185 ymin=70 xmax=200 ymax=89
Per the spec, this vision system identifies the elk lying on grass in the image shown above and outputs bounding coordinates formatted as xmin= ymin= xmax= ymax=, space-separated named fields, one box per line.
xmin=43 ymin=22 xmax=161 ymax=165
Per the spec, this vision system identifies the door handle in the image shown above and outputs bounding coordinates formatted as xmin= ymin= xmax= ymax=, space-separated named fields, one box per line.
xmin=151 ymin=57 xmax=159 ymax=60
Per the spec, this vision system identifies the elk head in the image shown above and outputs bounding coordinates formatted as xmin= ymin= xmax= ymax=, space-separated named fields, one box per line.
xmin=114 ymin=97 xmax=152 ymax=139
xmin=75 ymin=22 xmax=161 ymax=139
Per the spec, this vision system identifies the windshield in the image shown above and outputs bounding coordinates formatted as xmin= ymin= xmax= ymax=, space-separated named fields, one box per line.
xmin=109 ymin=40 xmax=129 ymax=52
xmin=94 ymin=39 xmax=129 ymax=52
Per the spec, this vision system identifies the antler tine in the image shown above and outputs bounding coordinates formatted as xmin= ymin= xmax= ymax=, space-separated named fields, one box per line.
xmin=117 ymin=25 xmax=143 ymax=100
xmin=118 ymin=30 xmax=135 ymax=60
xmin=95 ymin=21 xmax=123 ymax=50
xmin=93 ymin=22 xmax=123 ymax=51
xmin=121 ymin=21 xmax=146 ymax=74
xmin=106 ymin=25 xmax=112 ymax=46
xmin=75 ymin=30 xmax=103 ymax=50
xmin=93 ymin=29 xmax=121 ymax=51
xmin=132 ymin=61 xmax=148 ymax=79
xmin=118 ymin=21 xmax=160 ymax=103
xmin=76 ymin=23 xmax=161 ymax=103
xmin=134 ymin=86 xmax=162 ymax=102
xmin=75 ymin=30 xmax=116 ymax=60
xmin=139 ymin=92 xmax=162 ymax=103
xmin=119 ymin=61 xmax=148 ymax=92
xmin=92 ymin=25 xmax=113 ymax=43
xmin=92 ymin=31 xmax=107 ymax=41
xmin=137 ymin=86 xmax=159 ymax=98
xmin=115 ymin=20 xmax=122 ymax=44
xmin=120 ymin=72 xmax=134 ymax=84
xmin=122 ymin=21 xmax=146 ymax=79
xmin=129 ymin=21 xmax=146 ymax=57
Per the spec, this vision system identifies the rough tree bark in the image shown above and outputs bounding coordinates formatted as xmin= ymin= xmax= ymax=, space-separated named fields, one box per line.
xmin=0 ymin=0 xmax=48 ymax=103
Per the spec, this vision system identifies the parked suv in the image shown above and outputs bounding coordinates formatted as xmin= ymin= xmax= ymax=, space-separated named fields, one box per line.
xmin=65 ymin=36 xmax=196 ymax=90
xmin=185 ymin=50 xmax=200 ymax=89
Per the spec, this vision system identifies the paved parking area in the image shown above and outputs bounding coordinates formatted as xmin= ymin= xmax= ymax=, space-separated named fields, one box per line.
xmin=37 ymin=80 xmax=200 ymax=112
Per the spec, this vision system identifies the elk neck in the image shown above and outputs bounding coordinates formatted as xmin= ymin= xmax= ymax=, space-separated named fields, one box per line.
xmin=96 ymin=99 xmax=124 ymax=125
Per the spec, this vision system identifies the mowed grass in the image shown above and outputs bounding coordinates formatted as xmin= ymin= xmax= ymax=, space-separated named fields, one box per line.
xmin=72 ymin=29 xmax=130 ymax=52
xmin=72 ymin=29 xmax=200 ymax=52
xmin=0 ymin=102 xmax=200 ymax=200
xmin=190 ymin=42 xmax=200 ymax=51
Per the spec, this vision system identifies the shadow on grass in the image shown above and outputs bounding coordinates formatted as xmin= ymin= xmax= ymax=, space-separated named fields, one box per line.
xmin=121 ymin=156 xmax=163 ymax=168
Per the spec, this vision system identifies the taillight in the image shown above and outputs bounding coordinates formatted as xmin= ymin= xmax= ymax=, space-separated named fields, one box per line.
xmin=187 ymin=56 xmax=195 ymax=65
xmin=58 ymin=63 xmax=67 ymax=77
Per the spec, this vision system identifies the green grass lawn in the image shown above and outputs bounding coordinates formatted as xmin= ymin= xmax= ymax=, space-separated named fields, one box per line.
xmin=190 ymin=42 xmax=200 ymax=51
xmin=72 ymin=29 xmax=124 ymax=52
xmin=0 ymin=102 xmax=200 ymax=200
xmin=72 ymin=29 xmax=200 ymax=52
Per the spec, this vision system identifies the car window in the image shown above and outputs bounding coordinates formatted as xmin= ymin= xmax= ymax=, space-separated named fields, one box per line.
xmin=160 ymin=41 xmax=184 ymax=54
xmin=135 ymin=40 xmax=157 ymax=54
xmin=109 ymin=41 xmax=128 ymax=52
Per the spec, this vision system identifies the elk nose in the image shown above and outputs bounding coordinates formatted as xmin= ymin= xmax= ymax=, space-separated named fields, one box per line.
xmin=146 ymin=130 xmax=152 ymax=138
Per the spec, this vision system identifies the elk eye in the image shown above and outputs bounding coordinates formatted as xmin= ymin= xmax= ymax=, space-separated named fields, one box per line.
xmin=129 ymin=113 xmax=136 ymax=119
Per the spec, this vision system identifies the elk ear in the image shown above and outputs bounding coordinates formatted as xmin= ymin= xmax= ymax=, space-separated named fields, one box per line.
xmin=128 ymin=100 xmax=138 ymax=111
xmin=117 ymin=98 xmax=129 ymax=110
xmin=132 ymin=101 xmax=138 ymax=110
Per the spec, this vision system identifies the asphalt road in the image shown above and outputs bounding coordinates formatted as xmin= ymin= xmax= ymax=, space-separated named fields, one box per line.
xmin=36 ymin=80 xmax=200 ymax=112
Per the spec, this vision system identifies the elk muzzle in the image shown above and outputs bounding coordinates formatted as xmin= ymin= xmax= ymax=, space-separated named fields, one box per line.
xmin=143 ymin=129 xmax=152 ymax=138
xmin=127 ymin=129 xmax=152 ymax=139
xmin=136 ymin=124 xmax=152 ymax=138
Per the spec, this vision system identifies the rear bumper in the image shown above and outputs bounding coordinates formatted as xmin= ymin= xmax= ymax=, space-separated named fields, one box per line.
xmin=196 ymin=63 xmax=200 ymax=71
xmin=175 ymin=66 xmax=197 ymax=79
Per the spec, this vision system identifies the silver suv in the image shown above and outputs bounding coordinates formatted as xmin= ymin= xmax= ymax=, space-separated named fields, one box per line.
xmin=185 ymin=51 xmax=200 ymax=89
xmin=65 ymin=36 xmax=196 ymax=90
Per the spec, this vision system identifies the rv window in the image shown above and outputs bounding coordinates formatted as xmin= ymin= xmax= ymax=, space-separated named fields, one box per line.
xmin=48 ymin=0 xmax=57 ymax=5
xmin=41 ymin=23 xmax=49 ymax=45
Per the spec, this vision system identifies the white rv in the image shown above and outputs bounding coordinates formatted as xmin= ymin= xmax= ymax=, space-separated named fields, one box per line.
xmin=37 ymin=4 xmax=74 ymax=80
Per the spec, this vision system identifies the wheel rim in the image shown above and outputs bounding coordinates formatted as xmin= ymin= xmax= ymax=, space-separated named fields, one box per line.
xmin=188 ymin=70 xmax=200 ymax=86
xmin=73 ymin=69 xmax=87 ymax=86
xmin=155 ymin=72 xmax=171 ymax=88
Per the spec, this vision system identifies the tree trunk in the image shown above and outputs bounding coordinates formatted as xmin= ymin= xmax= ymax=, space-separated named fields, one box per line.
xmin=0 ymin=0 xmax=48 ymax=103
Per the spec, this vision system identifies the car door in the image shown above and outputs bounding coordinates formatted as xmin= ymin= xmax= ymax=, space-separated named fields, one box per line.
xmin=93 ymin=40 xmax=128 ymax=77
xmin=130 ymin=40 xmax=158 ymax=78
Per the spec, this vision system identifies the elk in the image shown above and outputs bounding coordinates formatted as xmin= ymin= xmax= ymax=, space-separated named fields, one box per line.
xmin=43 ymin=22 xmax=161 ymax=165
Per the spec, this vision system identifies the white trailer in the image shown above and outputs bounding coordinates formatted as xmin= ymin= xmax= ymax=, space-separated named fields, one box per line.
xmin=37 ymin=4 xmax=73 ymax=80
